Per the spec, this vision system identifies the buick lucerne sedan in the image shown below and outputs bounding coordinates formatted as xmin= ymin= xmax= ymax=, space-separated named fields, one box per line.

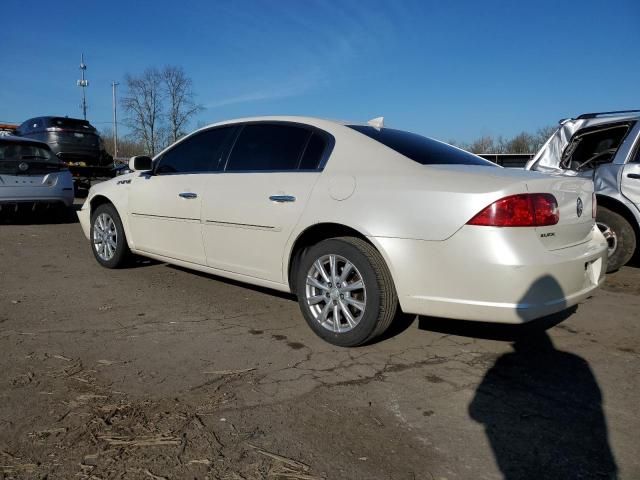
xmin=78 ymin=116 xmax=608 ymax=346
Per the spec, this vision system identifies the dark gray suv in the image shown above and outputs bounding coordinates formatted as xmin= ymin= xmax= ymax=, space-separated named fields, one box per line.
xmin=16 ymin=116 xmax=110 ymax=167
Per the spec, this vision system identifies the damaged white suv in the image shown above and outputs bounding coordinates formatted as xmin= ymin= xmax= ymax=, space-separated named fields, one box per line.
xmin=527 ymin=110 xmax=640 ymax=272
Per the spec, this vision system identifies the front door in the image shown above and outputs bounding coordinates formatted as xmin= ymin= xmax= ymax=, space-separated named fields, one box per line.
xmin=127 ymin=126 xmax=238 ymax=265
xmin=621 ymin=156 xmax=640 ymax=211
xmin=128 ymin=173 xmax=205 ymax=264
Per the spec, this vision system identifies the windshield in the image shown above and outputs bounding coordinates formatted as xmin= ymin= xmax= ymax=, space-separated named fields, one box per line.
xmin=348 ymin=125 xmax=496 ymax=166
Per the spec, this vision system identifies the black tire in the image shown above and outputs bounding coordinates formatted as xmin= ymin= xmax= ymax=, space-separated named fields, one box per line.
xmin=90 ymin=203 xmax=130 ymax=268
xmin=596 ymin=206 xmax=636 ymax=273
xmin=296 ymin=236 xmax=397 ymax=347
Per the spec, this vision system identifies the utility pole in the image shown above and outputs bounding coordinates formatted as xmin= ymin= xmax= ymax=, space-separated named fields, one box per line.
xmin=77 ymin=53 xmax=89 ymax=120
xmin=112 ymin=81 xmax=119 ymax=158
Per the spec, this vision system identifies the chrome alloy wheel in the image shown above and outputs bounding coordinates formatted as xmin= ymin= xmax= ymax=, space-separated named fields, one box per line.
xmin=93 ymin=213 xmax=118 ymax=261
xmin=597 ymin=222 xmax=618 ymax=258
xmin=305 ymin=254 xmax=367 ymax=333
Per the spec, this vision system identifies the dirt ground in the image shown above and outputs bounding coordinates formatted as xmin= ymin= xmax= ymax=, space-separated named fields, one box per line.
xmin=1 ymin=208 xmax=639 ymax=480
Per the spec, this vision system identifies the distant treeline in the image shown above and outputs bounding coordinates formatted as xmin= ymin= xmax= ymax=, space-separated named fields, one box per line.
xmin=100 ymin=122 xmax=557 ymax=159
xmin=449 ymin=126 xmax=556 ymax=154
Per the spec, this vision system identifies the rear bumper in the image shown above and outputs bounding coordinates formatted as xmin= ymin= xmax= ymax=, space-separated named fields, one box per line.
xmin=373 ymin=224 xmax=608 ymax=323
xmin=0 ymin=173 xmax=74 ymax=207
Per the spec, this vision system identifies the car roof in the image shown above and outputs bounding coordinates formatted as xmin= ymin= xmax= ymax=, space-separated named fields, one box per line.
xmin=197 ymin=115 xmax=360 ymax=131
xmin=0 ymin=135 xmax=51 ymax=147
xmin=561 ymin=112 xmax=640 ymax=129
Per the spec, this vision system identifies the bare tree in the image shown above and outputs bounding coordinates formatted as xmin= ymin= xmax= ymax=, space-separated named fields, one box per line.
xmin=458 ymin=125 xmax=557 ymax=155
xmin=162 ymin=66 xmax=203 ymax=144
xmin=100 ymin=128 xmax=147 ymax=159
xmin=121 ymin=68 xmax=164 ymax=156
xmin=505 ymin=132 xmax=535 ymax=153
xmin=467 ymin=135 xmax=496 ymax=154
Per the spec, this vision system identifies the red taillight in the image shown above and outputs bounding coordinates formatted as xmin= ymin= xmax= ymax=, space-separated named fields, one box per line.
xmin=467 ymin=194 xmax=559 ymax=227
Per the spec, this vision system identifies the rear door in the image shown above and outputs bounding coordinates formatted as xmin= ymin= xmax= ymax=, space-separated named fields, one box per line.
xmin=200 ymin=123 xmax=329 ymax=283
xmin=128 ymin=127 xmax=236 ymax=264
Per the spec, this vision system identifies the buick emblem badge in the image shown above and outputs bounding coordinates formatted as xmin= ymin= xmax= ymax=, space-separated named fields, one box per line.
xmin=18 ymin=162 xmax=29 ymax=172
xmin=576 ymin=197 xmax=583 ymax=218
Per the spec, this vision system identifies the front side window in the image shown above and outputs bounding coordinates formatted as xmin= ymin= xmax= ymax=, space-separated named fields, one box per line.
xmin=225 ymin=124 xmax=311 ymax=171
xmin=155 ymin=126 xmax=236 ymax=174
xmin=348 ymin=125 xmax=496 ymax=167
xmin=561 ymin=122 xmax=633 ymax=170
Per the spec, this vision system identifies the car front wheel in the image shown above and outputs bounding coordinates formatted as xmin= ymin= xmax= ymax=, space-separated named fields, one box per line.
xmin=90 ymin=203 xmax=130 ymax=268
xmin=296 ymin=236 xmax=397 ymax=347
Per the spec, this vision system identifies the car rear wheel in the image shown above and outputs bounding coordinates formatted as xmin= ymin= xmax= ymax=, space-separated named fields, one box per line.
xmin=90 ymin=203 xmax=130 ymax=268
xmin=296 ymin=236 xmax=397 ymax=347
xmin=596 ymin=206 xmax=636 ymax=273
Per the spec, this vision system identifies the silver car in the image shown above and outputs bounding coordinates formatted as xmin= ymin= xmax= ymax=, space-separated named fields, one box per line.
xmin=527 ymin=110 xmax=640 ymax=272
xmin=0 ymin=136 xmax=74 ymax=214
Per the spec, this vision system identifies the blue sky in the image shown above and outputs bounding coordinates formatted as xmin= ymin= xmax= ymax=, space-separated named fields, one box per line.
xmin=1 ymin=0 xmax=638 ymax=142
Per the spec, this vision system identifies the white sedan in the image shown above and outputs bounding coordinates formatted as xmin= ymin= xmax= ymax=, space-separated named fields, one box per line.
xmin=78 ymin=116 xmax=608 ymax=346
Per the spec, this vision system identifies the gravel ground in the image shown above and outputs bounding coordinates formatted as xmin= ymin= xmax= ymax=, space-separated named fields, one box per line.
xmin=0 ymin=208 xmax=638 ymax=479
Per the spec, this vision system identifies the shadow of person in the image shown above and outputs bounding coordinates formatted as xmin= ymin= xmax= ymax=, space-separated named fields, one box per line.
xmin=469 ymin=276 xmax=617 ymax=479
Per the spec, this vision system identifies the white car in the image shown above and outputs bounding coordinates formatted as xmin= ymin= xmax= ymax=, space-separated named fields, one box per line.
xmin=78 ymin=116 xmax=608 ymax=346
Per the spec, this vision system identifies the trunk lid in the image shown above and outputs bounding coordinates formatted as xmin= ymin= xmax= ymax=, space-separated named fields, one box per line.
xmin=526 ymin=175 xmax=595 ymax=250
xmin=47 ymin=117 xmax=100 ymax=149
xmin=425 ymin=165 xmax=595 ymax=248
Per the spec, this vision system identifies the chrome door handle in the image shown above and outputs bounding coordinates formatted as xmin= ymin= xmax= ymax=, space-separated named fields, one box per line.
xmin=178 ymin=192 xmax=198 ymax=199
xmin=269 ymin=195 xmax=296 ymax=203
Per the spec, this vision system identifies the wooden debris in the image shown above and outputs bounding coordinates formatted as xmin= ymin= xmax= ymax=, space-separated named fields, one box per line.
xmin=98 ymin=434 xmax=181 ymax=447
xmin=246 ymin=443 xmax=310 ymax=471
xmin=53 ymin=354 xmax=72 ymax=361
xmin=144 ymin=469 xmax=169 ymax=480
xmin=202 ymin=368 xmax=256 ymax=375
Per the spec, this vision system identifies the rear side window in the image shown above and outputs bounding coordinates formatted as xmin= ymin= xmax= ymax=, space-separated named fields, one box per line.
xmin=299 ymin=133 xmax=326 ymax=169
xmin=348 ymin=125 xmax=496 ymax=166
xmin=226 ymin=124 xmax=311 ymax=171
xmin=155 ymin=126 xmax=236 ymax=174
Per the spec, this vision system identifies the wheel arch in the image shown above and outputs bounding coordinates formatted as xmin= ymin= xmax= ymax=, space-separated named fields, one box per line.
xmin=596 ymin=194 xmax=640 ymax=251
xmin=88 ymin=193 xmax=135 ymax=250
xmin=286 ymin=222 xmax=397 ymax=294
xmin=89 ymin=194 xmax=113 ymax=213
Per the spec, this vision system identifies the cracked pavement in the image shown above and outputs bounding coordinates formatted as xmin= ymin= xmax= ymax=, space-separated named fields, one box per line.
xmin=1 ymin=214 xmax=639 ymax=479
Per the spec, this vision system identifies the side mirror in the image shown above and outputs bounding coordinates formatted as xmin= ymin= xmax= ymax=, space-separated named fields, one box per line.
xmin=129 ymin=155 xmax=153 ymax=172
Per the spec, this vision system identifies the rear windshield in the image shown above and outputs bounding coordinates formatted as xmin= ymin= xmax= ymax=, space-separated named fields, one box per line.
xmin=0 ymin=142 xmax=55 ymax=162
xmin=48 ymin=117 xmax=95 ymax=131
xmin=0 ymin=142 xmax=59 ymax=174
xmin=348 ymin=125 xmax=496 ymax=166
